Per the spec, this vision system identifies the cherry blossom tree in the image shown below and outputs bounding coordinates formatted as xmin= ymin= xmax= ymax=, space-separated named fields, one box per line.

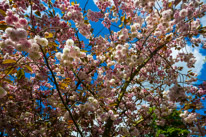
xmin=0 ymin=0 xmax=206 ymax=136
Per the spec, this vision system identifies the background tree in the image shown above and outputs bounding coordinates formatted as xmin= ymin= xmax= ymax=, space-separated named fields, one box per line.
xmin=0 ymin=0 xmax=206 ymax=136
xmin=146 ymin=108 xmax=189 ymax=137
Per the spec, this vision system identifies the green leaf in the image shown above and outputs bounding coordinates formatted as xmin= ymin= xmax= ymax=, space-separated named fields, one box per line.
xmin=133 ymin=118 xmax=144 ymax=126
xmin=17 ymin=69 xmax=25 ymax=79
xmin=2 ymin=59 xmax=16 ymax=64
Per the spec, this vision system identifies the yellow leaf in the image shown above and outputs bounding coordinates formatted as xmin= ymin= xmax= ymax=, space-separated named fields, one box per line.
xmin=48 ymin=42 xmax=58 ymax=47
xmin=119 ymin=23 xmax=123 ymax=28
xmin=5 ymin=68 xmax=14 ymax=75
xmin=63 ymin=78 xmax=71 ymax=83
xmin=59 ymin=83 xmax=68 ymax=89
xmin=25 ymin=65 xmax=32 ymax=72
xmin=84 ymin=20 xmax=89 ymax=25
xmin=120 ymin=16 xmax=125 ymax=22
xmin=107 ymin=47 xmax=113 ymax=51
xmin=0 ymin=9 xmax=6 ymax=17
xmin=168 ymin=2 xmax=173 ymax=8
xmin=109 ymin=102 xmax=117 ymax=106
xmin=71 ymin=1 xmax=75 ymax=5
xmin=2 ymin=59 xmax=16 ymax=64
xmin=45 ymin=33 xmax=53 ymax=38
xmin=80 ymin=49 xmax=88 ymax=53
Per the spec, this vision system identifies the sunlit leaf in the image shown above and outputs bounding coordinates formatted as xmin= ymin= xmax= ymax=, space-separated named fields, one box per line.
xmin=71 ymin=1 xmax=75 ymax=5
xmin=63 ymin=78 xmax=71 ymax=83
xmin=107 ymin=47 xmax=113 ymax=51
xmin=119 ymin=23 xmax=123 ymax=27
xmin=45 ymin=33 xmax=53 ymax=38
xmin=80 ymin=49 xmax=88 ymax=53
xmin=59 ymin=82 xmax=68 ymax=89
xmin=84 ymin=20 xmax=89 ymax=25
xmin=168 ymin=2 xmax=173 ymax=8
xmin=2 ymin=59 xmax=16 ymax=64
xmin=120 ymin=16 xmax=125 ymax=22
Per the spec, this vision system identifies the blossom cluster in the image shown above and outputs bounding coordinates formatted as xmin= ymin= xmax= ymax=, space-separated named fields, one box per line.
xmin=87 ymin=10 xmax=104 ymax=22
xmin=55 ymin=39 xmax=86 ymax=66
xmin=180 ymin=111 xmax=198 ymax=124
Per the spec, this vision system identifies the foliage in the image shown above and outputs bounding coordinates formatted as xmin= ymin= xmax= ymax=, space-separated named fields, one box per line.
xmin=146 ymin=109 xmax=189 ymax=137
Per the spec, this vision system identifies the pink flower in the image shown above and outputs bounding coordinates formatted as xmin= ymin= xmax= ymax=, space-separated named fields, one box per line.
xmin=5 ymin=16 xmax=13 ymax=25
xmin=6 ymin=9 xmax=13 ymax=17
xmin=179 ymin=9 xmax=188 ymax=17
xmin=12 ymin=15 xmax=19 ymax=22
xmin=19 ymin=39 xmax=31 ymax=51
xmin=16 ymin=28 xmax=27 ymax=39
xmin=19 ymin=18 xmax=28 ymax=26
